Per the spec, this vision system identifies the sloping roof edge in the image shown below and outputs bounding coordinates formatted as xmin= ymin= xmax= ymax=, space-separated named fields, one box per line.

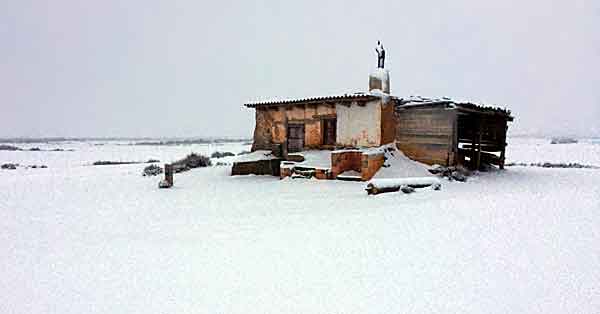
xmin=244 ymin=93 xmax=381 ymax=108
xmin=395 ymin=96 xmax=513 ymax=120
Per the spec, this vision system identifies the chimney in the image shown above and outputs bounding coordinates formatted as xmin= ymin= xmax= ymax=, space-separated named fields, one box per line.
xmin=368 ymin=68 xmax=390 ymax=94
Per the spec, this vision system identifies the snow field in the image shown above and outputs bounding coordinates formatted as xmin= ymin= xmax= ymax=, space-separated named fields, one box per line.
xmin=1 ymin=138 xmax=599 ymax=313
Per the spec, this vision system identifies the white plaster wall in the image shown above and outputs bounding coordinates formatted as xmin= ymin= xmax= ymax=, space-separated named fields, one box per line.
xmin=336 ymin=100 xmax=381 ymax=147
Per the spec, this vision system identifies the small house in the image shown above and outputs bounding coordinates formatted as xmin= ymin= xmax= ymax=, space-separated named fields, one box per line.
xmin=236 ymin=56 xmax=513 ymax=180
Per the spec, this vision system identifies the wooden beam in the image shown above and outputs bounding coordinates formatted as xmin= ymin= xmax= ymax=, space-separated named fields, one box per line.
xmin=476 ymin=119 xmax=482 ymax=170
xmin=499 ymin=123 xmax=508 ymax=169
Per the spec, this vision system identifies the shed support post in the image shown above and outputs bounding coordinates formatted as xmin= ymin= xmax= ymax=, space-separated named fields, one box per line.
xmin=476 ymin=119 xmax=482 ymax=170
xmin=470 ymin=119 xmax=477 ymax=170
xmin=499 ymin=122 xmax=507 ymax=169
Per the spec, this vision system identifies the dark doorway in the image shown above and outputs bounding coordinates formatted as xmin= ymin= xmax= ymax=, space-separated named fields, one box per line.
xmin=322 ymin=118 xmax=336 ymax=146
xmin=287 ymin=123 xmax=305 ymax=153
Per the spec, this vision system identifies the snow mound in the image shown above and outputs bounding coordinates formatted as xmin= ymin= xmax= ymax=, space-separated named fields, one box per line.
xmin=287 ymin=150 xmax=331 ymax=169
xmin=234 ymin=150 xmax=276 ymax=162
xmin=371 ymin=144 xmax=433 ymax=179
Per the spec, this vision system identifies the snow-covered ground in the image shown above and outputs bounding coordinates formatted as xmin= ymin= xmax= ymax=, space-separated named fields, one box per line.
xmin=506 ymin=137 xmax=600 ymax=166
xmin=1 ymin=138 xmax=599 ymax=313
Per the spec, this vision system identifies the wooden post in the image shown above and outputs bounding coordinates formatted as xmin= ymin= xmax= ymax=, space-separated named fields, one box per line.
xmin=164 ymin=163 xmax=173 ymax=186
xmin=470 ymin=118 xmax=477 ymax=170
xmin=450 ymin=111 xmax=458 ymax=166
xmin=476 ymin=119 xmax=483 ymax=170
xmin=499 ymin=122 xmax=507 ymax=169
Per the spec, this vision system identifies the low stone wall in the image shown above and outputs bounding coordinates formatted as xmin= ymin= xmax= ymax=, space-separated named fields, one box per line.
xmin=232 ymin=159 xmax=282 ymax=176
xmin=278 ymin=150 xmax=385 ymax=181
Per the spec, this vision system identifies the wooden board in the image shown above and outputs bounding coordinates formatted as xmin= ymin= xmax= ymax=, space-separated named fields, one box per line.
xmin=287 ymin=123 xmax=305 ymax=153
xmin=396 ymin=108 xmax=454 ymax=166
xmin=322 ymin=118 xmax=336 ymax=146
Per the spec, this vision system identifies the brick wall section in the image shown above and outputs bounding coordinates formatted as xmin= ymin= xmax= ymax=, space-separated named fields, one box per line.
xmin=279 ymin=150 xmax=384 ymax=181
xmin=360 ymin=153 xmax=385 ymax=181
xmin=330 ymin=150 xmax=385 ymax=180
xmin=279 ymin=165 xmax=330 ymax=179
xmin=330 ymin=151 xmax=362 ymax=177
xmin=314 ymin=168 xmax=330 ymax=179
xmin=280 ymin=165 xmax=293 ymax=179
xmin=250 ymin=103 xmax=336 ymax=152
xmin=380 ymin=102 xmax=396 ymax=144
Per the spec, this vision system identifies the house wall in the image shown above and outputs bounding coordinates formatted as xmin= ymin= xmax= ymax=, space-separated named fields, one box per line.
xmin=395 ymin=107 xmax=456 ymax=166
xmin=380 ymin=101 xmax=396 ymax=145
xmin=251 ymin=107 xmax=276 ymax=151
xmin=250 ymin=103 xmax=336 ymax=152
xmin=336 ymin=100 xmax=382 ymax=147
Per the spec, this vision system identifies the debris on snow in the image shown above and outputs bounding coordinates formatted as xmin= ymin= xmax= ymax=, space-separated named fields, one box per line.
xmin=365 ymin=177 xmax=442 ymax=195
xmin=505 ymin=162 xmax=599 ymax=169
xmin=400 ymin=185 xmax=415 ymax=194
xmin=428 ymin=164 xmax=471 ymax=182
xmin=211 ymin=151 xmax=235 ymax=159
xmin=550 ymin=137 xmax=578 ymax=144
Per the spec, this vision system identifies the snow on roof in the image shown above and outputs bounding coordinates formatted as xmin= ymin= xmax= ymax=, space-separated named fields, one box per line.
xmin=396 ymin=95 xmax=512 ymax=119
xmin=244 ymin=93 xmax=380 ymax=108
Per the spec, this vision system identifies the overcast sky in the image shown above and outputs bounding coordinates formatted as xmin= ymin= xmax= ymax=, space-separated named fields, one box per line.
xmin=2 ymin=0 xmax=599 ymax=138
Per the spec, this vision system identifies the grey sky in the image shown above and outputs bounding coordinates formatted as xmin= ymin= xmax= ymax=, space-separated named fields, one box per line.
xmin=2 ymin=0 xmax=599 ymax=138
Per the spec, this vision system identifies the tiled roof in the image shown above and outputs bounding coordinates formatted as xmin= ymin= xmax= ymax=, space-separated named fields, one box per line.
xmin=244 ymin=93 xmax=380 ymax=108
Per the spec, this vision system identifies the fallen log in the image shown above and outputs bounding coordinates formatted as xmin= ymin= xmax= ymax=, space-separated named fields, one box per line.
xmin=365 ymin=177 xmax=441 ymax=195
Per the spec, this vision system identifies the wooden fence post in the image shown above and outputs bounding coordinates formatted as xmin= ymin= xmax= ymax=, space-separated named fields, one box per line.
xmin=165 ymin=164 xmax=173 ymax=187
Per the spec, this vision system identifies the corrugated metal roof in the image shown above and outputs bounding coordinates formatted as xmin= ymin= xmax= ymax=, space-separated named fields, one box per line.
xmin=244 ymin=93 xmax=380 ymax=108
xmin=396 ymin=95 xmax=513 ymax=119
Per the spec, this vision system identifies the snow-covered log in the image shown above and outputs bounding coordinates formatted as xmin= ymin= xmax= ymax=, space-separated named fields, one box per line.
xmin=365 ymin=177 xmax=441 ymax=195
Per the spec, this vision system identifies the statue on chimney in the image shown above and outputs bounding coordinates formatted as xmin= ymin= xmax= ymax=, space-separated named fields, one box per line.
xmin=375 ymin=41 xmax=385 ymax=69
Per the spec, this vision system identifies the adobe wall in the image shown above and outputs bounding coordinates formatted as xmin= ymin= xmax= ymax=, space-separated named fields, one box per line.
xmin=250 ymin=104 xmax=336 ymax=152
xmin=336 ymin=100 xmax=382 ymax=147
xmin=380 ymin=101 xmax=396 ymax=145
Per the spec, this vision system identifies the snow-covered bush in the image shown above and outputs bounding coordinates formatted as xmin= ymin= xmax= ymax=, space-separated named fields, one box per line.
xmin=1 ymin=163 xmax=18 ymax=170
xmin=142 ymin=164 xmax=163 ymax=176
xmin=171 ymin=153 xmax=211 ymax=173
xmin=211 ymin=151 xmax=235 ymax=158
xmin=0 ymin=145 xmax=21 ymax=151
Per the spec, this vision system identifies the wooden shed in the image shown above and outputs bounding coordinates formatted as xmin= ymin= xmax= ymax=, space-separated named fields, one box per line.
xmin=394 ymin=97 xmax=513 ymax=170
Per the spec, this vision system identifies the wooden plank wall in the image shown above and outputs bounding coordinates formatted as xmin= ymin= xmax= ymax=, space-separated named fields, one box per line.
xmin=395 ymin=108 xmax=456 ymax=166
